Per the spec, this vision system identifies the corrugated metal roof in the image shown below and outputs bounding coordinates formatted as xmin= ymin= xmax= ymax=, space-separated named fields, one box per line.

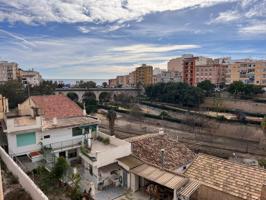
xmin=117 ymin=155 xmax=143 ymax=169
xmin=178 ymin=180 xmax=200 ymax=198
xmin=131 ymin=163 xmax=188 ymax=190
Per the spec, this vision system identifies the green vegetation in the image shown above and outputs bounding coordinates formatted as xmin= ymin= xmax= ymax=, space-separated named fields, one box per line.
xmin=0 ymin=80 xmax=61 ymax=109
xmin=97 ymin=135 xmax=110 ymax=145
xmin=106 ymin=109 xmax=117 ymax=136
xmin=50 ymin=157 xmax=69 ymax=180
xmin=258 ymin=159 xmax=266 ymax=168
xmin=197 ymin=80 xmax=215 ymax=96
xmin=228 ymin=81 xmax=263 ymax=99
xmin=0 ymin=81 xmax=27 ymax=109
xmin=75 ymin=80 xmax=96 ymax=88
xmin=159 ymin=111 xmax=170 ymax=120
xmin=145 ymin=82 xmax=205 ymax=107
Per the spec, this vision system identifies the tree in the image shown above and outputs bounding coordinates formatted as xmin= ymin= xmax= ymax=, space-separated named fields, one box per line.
xmin=0 ymin=80 xmax=27 ymax=109
xmin=106 ymin=109 xmax=117 ymax=136
xmin=102 ymin=82 xmax=108 ymax=88
xmin=51 ymin=157 xmax=69 ymax=180
xmin=228 ymin=81 xmax=263 ymax=98
xmin=159 ymin=111 xmax=170 ymax=120
xmin=31 ymin=80 xmax=58 ymax=95
xmin=145 ymin=82 xmax=205 ymax=107
xmin=197 ymin=80 xmax=215 ymax=96
xmin=67 ymin=92 xmax=79 ymax=102
xmin=76 ymin=81 xmax=96 ymax=88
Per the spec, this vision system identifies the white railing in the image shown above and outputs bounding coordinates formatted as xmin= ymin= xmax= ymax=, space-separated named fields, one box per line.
xmin=43 ymin=137 xmax=82 ymax=151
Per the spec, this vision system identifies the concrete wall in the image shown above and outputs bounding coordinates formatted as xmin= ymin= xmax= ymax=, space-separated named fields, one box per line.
xmin=0 ymin=147 xmax=48 ymax=200
xmin=202 ymin=97 xmax=266 ymax=114
xmin=0 ymin=165 xmax=3 ymax=200
xmin=191 ymin=185 xmax=243 ymax=200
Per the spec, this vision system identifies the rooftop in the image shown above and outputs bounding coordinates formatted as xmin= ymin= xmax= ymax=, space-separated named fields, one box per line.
xmin=43 ymin=116 xmax=99 ymax=129
xmin=31 ymin=95 xmax=83 ymax=119
xmin=130 ymin=133 xmax=195 ymax=171
xmin=185 ymin=154 xmax=266 ymax=200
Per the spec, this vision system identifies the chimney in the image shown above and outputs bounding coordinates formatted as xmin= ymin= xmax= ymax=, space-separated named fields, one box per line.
xmin=261 ymin=182 xmax=266 ymax=200
xmin=52 ymin=117 xmax=58 ymax=125
xmin=160 ymin=149 xmax=165 ymax=169
xmin=83 ymin=103 xmax=87 ymax=116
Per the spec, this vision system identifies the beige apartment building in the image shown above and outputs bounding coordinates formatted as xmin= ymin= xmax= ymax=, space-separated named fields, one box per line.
xmin=168 ymin=55 xmax=228 ymax=86
xmin=17 ymin=69 xmax=42 ymax=87
xmin=135 ymin=64 xmax=153 ymax=87
xmin=0 ymin=61 xmax=18 ymax=83
xmin=226 ymin=59 xmax=266 ymax=86
xmin=167 ymin=57 xmax=183 ymax=72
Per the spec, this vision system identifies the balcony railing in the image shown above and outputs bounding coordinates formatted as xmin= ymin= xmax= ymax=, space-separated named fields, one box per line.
xmin=43 ymin=138 xmax=82 ymax=152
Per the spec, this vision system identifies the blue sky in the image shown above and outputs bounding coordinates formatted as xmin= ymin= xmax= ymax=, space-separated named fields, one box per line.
xmin=0 ymin=0 xmax=265 ymax=79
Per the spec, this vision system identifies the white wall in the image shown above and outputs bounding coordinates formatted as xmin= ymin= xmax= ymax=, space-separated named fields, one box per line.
xmin=7 ymin=131 xmax=42 ymax=156
xmin=8 ymin=126 xmax=83 ymax=156
xmin=0 ymin=147 xmax=48 ymax=200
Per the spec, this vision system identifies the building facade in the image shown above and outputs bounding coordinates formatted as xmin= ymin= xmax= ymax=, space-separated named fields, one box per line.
xmin=17 ymin=69 xmax=42 ymax=87
xmin=153 ymin=71 xmax=182 ymax=84
xmin=0 ymin=61 xmax=18 ymax=83
xmin=135 ymin=64 xmax=153 ymax=87
xmin=3 ymin=95 xmax=99 ymax=167
xmin=226 ymin=59 xmax=266 ymax=86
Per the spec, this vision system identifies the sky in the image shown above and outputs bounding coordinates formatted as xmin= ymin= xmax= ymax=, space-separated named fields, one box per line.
xmin=0 ymin=0 xmax=266 ymax=79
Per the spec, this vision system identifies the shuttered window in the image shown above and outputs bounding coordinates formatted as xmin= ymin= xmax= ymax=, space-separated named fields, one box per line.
xmin=16 ymin=132 xmax=36 ymax=147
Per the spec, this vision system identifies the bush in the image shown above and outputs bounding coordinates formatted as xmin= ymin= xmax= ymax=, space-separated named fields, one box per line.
xmin=258 ymin=159 xmax=266 ymax=168
xmin=216 ymin=115 xmax=226 ymax=121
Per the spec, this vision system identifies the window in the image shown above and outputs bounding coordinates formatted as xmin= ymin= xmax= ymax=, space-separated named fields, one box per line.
xmin=16 ymin=132 xmax=36 ymax=147
xmin=68 ymin=149 xmax=77 ymax=158
xmin=72 ymin=127 xmax=83 ymax=136
xmin=44 ymin=135 xmax=50 ymax=139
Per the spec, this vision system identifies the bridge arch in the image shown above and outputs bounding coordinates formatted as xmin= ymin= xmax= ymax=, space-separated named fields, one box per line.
xmin=99 ymin=92 xmax=112 ymax=103
xmin=67 ymin=92 xmax=79 ymax=102
xmin=82 ymin=92 xmax=97 ymax=103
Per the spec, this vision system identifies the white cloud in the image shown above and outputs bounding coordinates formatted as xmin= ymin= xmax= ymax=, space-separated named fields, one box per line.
xmin=111 ymin=44 xmax=200 ymax=53
xmin=209 ymin=10 xmax=241 ymax=24
xmin=239 ymin=21 xmax=266 ymax=35
xmin=0 ymin=0 xmax=236 ymax=25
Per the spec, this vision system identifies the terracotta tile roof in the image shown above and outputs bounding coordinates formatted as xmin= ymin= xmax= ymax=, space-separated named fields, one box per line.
xmin=31 ymin=95 xmax=83 ymax=119
xmin=130 ymin=134 xmax=195 ymax=171
xmin=185 ymin=154 xmax=266 ymax=200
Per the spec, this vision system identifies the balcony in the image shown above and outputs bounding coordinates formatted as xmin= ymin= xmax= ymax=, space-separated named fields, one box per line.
xmin=43 ymin=137 xmax=82 ymax=152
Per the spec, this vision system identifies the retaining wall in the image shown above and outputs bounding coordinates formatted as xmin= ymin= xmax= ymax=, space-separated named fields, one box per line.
xmin=0 ymin=147 xmax=48 ymax=200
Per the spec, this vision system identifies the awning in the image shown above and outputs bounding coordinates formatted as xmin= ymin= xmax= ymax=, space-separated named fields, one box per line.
xmin=117 ymin=155 xmax=143 ymax=170
xmin=131 ymin=163 xmax=188 ymax=190
xmin=177 ymin=180 xmax=200 ymax=199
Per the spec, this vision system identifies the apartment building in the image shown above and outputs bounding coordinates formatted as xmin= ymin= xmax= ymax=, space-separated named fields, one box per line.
xmin=153 ymin=71 xmax=182 ymax=84
xmin=17 ymin=69 xmax=42 ymax=87
xmin=135 ymin=64 xmax=153 ymax=87
xmin=167 ymin=57 xmax=183 ymax=72
xmin=108 ymin=78 xmax=117 ymax=88
xmin=226 ymin=59 xmax=266 ymax=86
xmin=117 ymin=75 xmax=129 ymax=87
xmin=128 ymin=71 xmax=136 ymax=87
xmin=183 ymin=55 xmax=197 ymax=86
xmin=0 ymin=61 xmax=18 ymax=83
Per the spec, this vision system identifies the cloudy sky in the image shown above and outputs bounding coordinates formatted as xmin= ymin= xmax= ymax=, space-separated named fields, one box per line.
xmin=0 ymin=0 xmax=265 ymax=79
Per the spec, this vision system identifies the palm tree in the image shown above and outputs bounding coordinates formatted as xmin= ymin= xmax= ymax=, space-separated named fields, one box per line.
xmin=106 ymin=109 xmax=117 ymax=136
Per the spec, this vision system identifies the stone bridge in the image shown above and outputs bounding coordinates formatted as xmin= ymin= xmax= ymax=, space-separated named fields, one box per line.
xmin=55 ymin=87 xmax=141 ymax=102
